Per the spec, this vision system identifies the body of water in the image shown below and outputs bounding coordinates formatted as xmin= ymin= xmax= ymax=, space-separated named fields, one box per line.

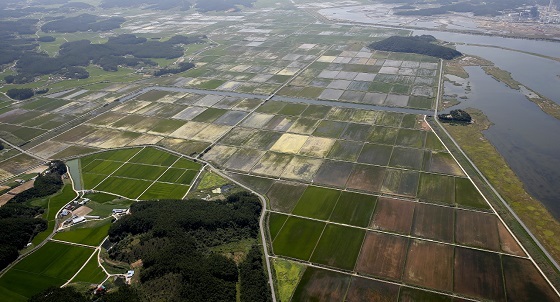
xmin=444 ymin=67 xmax=560 ymax=219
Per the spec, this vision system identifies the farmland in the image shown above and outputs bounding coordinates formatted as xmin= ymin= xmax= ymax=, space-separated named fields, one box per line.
xmin=77 ymin=147 xmax=202 ymax=200
xmin=0 ymin=242 xmax=94 ymax=300
xmin=0 ymin=1 xmax=557 ymax=301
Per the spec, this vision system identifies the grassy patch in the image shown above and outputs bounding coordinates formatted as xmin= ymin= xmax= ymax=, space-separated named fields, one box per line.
xmin=72 ymin=250 xmax=106 ymax=284
xmin=139 ymin=182 xmax=189 ymax=200
xmin=196 ymin=171 xmax=228 ymax=190
xmin=54 ymin=219 xmax=111 ymax=246
xmin=272 ymin=258 xmax=306 ymax=302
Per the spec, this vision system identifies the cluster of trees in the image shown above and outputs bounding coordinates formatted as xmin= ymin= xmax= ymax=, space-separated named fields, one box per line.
xmin=154 ymin=62 xmax=195 ymax=76
xmin=10 ymin=160 xmax=67 ymax=203
xmin=6 ymin=88 xmax=34 ymax=100
xmin=0 ymin=204 xmax=46 ymax=270
xmin=368 ymin=35 xmax=462 ymax=60
xmin=438 ymin=109 xmax=472 ymax=123
xmin=41 ymin=14 xmax=125 ymax=33
xmin=101 ymin=192 xmax=271 ymax=301
xmin=30 ymin=285 xmax=141 ymax=302
xmin=392 ymin=0 xmax=550 ymax=17
xmin=239 ymin=246 xmax=272 ymax=302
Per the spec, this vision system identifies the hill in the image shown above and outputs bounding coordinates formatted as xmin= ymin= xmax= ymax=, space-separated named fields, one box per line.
xmin=368 ymin=35 xmax=462 ymax=60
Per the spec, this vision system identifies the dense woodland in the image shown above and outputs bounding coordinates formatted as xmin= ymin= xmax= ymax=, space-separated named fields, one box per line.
xmin=41 ymin=14 xmax=125 ymax=33
xmin=4 ymin=34 xmax=204 ymax=83
xmin=368 ymin=35 xmax=462 ymax=60
xmin=0 ymin=204 xmax=46 ymax=270
xmin=6 ymin=88 xmax=34 ymax=100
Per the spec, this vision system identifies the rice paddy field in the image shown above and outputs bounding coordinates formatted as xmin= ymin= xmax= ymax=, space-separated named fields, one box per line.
xmin=0 ymin=1 xmax=558 ymax=301
xmin=76 ymin=147 xmax=202 ymax=200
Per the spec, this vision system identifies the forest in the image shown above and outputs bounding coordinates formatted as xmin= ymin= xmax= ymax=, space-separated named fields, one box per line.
xmin=41 ymin=14 xmax=125 ymax=33
xmin=6 ymin=34 xmax=204 ymax=83
xmin=368 ymin=35 xmax=462 ymax=60
xmin=6 ymin=88 xmax=34 ymax=100
xmin=30 ymin=192 xmax=272 ymax=301
xmin=0 ymin=204 xmax=46 ymax=270
xmin=105 ymin=192 xmax=271 ymax=301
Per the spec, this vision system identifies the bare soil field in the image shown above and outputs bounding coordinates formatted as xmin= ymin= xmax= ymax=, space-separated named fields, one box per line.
xmin=403 ymin=240 xmax=453 ymax=291
xmin=250 ymin=152 xmax=292 ymax=178
xmin=502 ymin=256 xmax=558 ymax=302
xmin=454 ymin=247 xmax=505 ymax=301
xmin=356 ymin=232 xmax=409 ymax=280
xmin=345 ymin=277 xmax=399 ymax=302
xmin=411 ymin=203 xmax=454 ymax=243
xmin=497 ymin=222 xmax=526 ymax=257
xmin=370 ymin=197 xmax=415 ymax=234
xmin=455 ymin=210 xmax=500 ymax=251
xmin=291 ymin=267 xmax=351 ymax=302
xmin=280 ymin=156 xmax=323 ymax=182
xmin=346 ymin=164 xmax=386 ymax=193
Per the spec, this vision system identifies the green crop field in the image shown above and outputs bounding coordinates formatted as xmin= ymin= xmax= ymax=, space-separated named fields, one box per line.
xmin=112 ymin=163 xmax=167 ymax=180
xmin=269 ymin=212 xmax=289 ymax=241
xmin=292 ymin=186 xmax=341 ymax=220
xmin=310 ymin=224 xmax=366 ymax=270
xmin=53 ymin=219 xmax=111 ymax=246
xmin=72 ymin=251 xmax=106 ymax=285
xmin=455 ymin=177 xmax=491 ymax=210
xmin=273 ymin=217 xmax=325 ymax=261
xmin=95 ymin=177 xmax=153 ymax=199
xmin=0 ymin=242 xmax=93 ymax=299
xmin=329 ymin=192 xmax=377 ymax=227
xmin=128 ymin=147 xmax=178 ymax=166
xmin=33 ymin=185 xmax=77 ymax=246
xmin=139 ymin=182 xmax=189 ymax=200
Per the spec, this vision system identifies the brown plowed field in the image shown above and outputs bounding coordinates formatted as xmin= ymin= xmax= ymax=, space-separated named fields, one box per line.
xmin=346 ymin=164 xmax=386 ymax=193
xmin=411 ymin=203 xmax=454 ymax=243
xmin=291 ymin=267 xmax=351 ymax=301
xmin=454 ymin=247 xmax=505 ymax=301
xmin=502 ymin=256 xmax=558 ymax=302
xmin=403 ymin=240 xmax=453 ymax=291
xmin=356 ymin=232 xmax=409 ymax=280
xmin=345 ymin=277 xmax=399 ymax=302
xmin=497 ymin=221 xmax=526 ymax=257
xmin=370 ymin=197 xmax=415 ymax=234
xmin=455 ymin=210 xmax=500 ymax=251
